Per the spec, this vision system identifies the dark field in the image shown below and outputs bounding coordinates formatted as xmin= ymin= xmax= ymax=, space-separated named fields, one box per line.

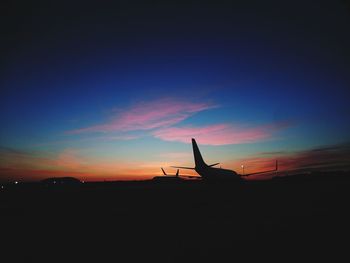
xmin=1 ymin=173 xmax=350 ymax=261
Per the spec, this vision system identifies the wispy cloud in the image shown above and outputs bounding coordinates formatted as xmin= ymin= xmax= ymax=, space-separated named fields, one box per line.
xmin=0 ymin=146 xmax=175 ymax=182
xmin=280 ymin=143 xmax=350 ymax=172
xmin=152 ymin=122 xmax=290 ymax=145
xmin=0 ymin=146 xmax=54 ymax=170
xmin=229 ymin=143 xmax=350 ymax=179
xmin=158 ymin=152 xmax=192 ymax=159
xmin=66 ymin=98 xmax=290 ymax=146
xmin=68 ymin=98 xmax=216 ymax=134
xmin=97 ymin=134 xmax=142 ymax=141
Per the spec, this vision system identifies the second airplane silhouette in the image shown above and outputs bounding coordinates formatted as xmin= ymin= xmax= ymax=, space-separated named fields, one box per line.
xmin=172 ymin=138 xmax=277 ymax=180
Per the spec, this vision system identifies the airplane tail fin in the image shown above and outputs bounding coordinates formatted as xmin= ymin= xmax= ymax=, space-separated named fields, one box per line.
xmin=192 ymin=138 xmax=207 ymax=168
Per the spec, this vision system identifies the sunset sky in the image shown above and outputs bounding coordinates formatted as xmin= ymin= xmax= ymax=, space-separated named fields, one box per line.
xmin=1 ymin=0 xmax=350 ymax=182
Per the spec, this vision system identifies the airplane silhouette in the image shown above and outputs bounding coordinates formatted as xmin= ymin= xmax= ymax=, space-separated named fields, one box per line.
xmin=172 ymin=138 xmax=278 ymax=180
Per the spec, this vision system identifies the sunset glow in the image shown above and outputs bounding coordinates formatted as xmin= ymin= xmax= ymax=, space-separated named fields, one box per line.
xmin=1 ymin=1 xmax=349 ymax=182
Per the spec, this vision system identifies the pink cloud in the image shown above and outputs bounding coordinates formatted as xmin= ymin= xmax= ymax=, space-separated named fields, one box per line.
xmin=152 ymin=122 xmax=289 ymax=145
xmin=68 ymin=98 xmax=216 ymax=134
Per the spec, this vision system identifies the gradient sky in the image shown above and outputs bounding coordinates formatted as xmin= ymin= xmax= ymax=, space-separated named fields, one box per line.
xmin=1 ymin=0 xmax=350 ymax=182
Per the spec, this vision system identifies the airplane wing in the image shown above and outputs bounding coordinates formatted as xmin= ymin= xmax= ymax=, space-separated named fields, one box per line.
xmin=171 ymin=166 xmax=195 ymax=170
xmin=242 ymin=160 xmax=278 ymax=177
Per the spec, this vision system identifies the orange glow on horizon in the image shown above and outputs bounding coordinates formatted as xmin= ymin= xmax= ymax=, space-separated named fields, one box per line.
xmin=1 ymin=141 xmax=348 ymax=182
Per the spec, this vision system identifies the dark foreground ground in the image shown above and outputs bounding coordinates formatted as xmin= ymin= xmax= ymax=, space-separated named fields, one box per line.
xmin=1 ymin=172 xmax=350 ymax=262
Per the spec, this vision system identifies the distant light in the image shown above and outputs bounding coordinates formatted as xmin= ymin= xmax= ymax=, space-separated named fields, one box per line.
xmin=53 ymin=181 xmax=56 ymax=184
xmin=241 ymin=165 xmax=245 ymax=175
xmin=1 ymin=186 xmax=3 ymax=189
xmin=82 ymin=181 xmax=85 ymax=183
xmin=14 ymin=181 xmax=18 ymax=184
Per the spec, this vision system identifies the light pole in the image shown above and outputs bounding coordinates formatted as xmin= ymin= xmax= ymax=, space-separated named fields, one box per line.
xmin=241 ymin=165 xmax=244 ymax=175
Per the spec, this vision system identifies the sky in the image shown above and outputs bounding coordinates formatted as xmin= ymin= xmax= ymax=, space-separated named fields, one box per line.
xmin=1 ymin=0 xmax=350 ymax=182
